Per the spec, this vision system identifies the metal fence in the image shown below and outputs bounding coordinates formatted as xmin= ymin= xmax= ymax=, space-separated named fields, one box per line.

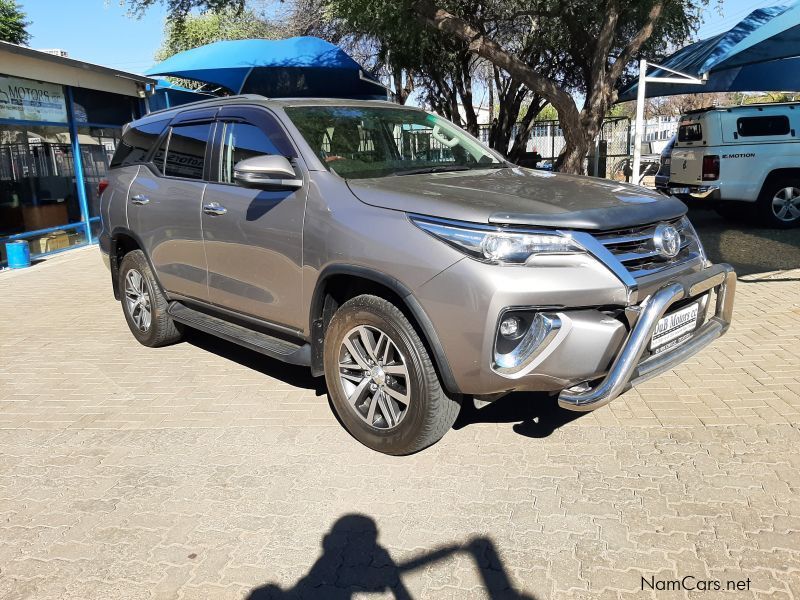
xmin=477 ymin=116 xmax=679 ymax=182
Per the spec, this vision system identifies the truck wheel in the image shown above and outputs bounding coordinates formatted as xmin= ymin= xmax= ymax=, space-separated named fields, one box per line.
xmin=758 ymin=178 xmax=800 ymax=228
xmin=119 ymin=250 xmax=183 ymax=347
xmin=323 ymin=294 xmax=461 ymax=455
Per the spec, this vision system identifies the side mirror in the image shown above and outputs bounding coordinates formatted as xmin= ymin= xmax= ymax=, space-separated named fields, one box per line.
xmin=233 ymin=155 xmax=303 ymax=190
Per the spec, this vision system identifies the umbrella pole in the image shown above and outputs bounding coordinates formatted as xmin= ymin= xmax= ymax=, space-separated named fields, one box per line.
xmin=631 ymin=59 xmax=647 ymax=185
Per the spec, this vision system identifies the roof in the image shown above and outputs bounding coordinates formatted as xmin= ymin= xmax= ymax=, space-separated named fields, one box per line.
xmin=618 ymin=3 xmax=800 ymax=101
xmin=0 ymin=41 xmax=155 ymax=97
xmin=137 ymin=94 xmax=402 ymax=121
xmin=681 ymin=100 xmax=800 ymax=116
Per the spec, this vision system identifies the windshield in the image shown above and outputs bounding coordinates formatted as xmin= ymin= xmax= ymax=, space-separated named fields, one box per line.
xmin=284 ymin=105 xmax=504 ymax=179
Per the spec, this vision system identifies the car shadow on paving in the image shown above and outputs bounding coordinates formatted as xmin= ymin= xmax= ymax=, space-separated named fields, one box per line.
xmin=188 ymin=326 xmax=583 ymax=440
xmin=687 ymin=206 xmax=800 ymax=278
xmin=184 ymin=328 xmax=328 ymax=396
xmin=455 ymin=393 xmax=585 ymax=438
xmin=246 ymin=514 xmax=537 ymax=600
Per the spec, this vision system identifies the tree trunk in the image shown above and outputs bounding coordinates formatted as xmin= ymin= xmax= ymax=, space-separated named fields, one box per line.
xmin=507 ymin=96 xmax=545 ymax=163
xmin=557 ymin=132 xmax=591 ymax=174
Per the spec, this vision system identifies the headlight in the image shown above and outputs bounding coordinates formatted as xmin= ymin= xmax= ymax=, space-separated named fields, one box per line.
xmin=677 ymin=216 xmax=708 ymax=264
xmin=411 ymin=216 xmax=584 ymax=264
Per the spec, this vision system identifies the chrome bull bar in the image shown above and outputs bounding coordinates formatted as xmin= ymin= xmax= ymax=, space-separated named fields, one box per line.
xmin=558 ymin=263 xmax=736 ymax=411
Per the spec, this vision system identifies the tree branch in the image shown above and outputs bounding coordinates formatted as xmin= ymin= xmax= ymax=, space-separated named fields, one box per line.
xmin=609 ymin=0 xmax=666 ymax=82
xmin=412 ymin=0 xmax=580 ymax=128
xmin=589 ymin=0 xmax=620 ymax=89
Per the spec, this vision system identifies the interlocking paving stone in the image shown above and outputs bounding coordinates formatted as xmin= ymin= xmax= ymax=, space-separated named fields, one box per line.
xmin=1 ymin=243 xmax=799 ymax=599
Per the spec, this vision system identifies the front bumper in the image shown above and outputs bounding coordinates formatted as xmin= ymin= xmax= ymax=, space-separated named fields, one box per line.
xmin=558 ymin=263 xmax=736 ymax=411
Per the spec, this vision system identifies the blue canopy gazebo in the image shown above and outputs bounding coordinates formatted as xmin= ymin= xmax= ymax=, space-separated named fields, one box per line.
xmin=619 ymin=1 xmax=800 ymax=181
xmin=144 ymin=36 xmax=388 ymax=100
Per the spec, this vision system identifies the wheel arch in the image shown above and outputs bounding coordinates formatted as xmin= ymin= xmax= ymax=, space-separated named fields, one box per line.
xmin=309 ymin=265 xmax=461 ymax=395
xmin=759 ymin=168 xmax=800 ymax=198
xmin=109 ymin=228 xmax=164 ymax=301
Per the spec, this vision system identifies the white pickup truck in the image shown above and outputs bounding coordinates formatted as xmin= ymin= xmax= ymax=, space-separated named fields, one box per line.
xmin=668 ymin=102 xmax=800 ymax=228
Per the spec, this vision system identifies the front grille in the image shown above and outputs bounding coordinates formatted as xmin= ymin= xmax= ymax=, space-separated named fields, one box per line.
xmin=593 ymin=217 xmax=702 ymax=279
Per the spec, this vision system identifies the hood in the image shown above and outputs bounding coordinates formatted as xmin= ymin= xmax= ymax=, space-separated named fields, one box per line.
xmin=346 ymin=167 xmax=687 ymax=230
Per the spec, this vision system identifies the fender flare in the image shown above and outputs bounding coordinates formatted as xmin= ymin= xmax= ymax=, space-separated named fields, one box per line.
xmin=109 ymin=227 xmax=166 ymax=301
xmin=309 ymin=264 xmax=461 ymax=395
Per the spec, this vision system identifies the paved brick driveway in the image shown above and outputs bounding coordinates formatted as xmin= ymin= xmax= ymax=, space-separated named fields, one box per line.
xmin=1 ymin=214 xmax=799 ymax=599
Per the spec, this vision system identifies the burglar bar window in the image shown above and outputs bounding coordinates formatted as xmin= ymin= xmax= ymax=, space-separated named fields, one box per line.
xmin=737 ymin=115 xmax=790 ymax=137
xmin=678 ymin=123 xmax=702 ymax=142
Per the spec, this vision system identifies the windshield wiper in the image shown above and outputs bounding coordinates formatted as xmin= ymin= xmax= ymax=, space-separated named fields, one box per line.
xmin=392 ymin=165 xmax=472 ymax=176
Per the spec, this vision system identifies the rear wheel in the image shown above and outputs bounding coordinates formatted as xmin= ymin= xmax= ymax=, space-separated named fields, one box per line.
xmin=323 ymin=294 xmax=461 ymax=455
xmin=119 ymin=250 xmax=183 ymax=347
xmin=758 ymin=178 xmax=800 ymax=228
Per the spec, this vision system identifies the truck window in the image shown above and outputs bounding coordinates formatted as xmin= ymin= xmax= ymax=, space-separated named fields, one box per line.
xmin=217 ymin=121 xmax=291 ymax=184
xmin=110 ymin=119 xmax=169 ymax=168
xmin=736 ymin=115 xmax=790 ymax=137
xmin=678 ymin=123 xmax=702 ymax=142
xmin=164 ymin=123 xmax=211 ymax=180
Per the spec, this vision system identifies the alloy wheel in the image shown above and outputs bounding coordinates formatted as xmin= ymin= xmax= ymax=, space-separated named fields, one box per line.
xmin=124 ymin=269 xmax=152 ymax=332
xmin=772 ymin=186 xmax=800 ymax=222
xmin=338 ymin=325 xmax=411 ymax=430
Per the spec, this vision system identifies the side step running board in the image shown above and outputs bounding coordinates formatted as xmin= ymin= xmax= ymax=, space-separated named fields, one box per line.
xmin=167 ymin=302 xmax=311 ymax=366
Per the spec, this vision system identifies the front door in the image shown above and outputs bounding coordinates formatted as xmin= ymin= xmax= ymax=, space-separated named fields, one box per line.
xmin=128 ymin=117 xmax=214 ymax=302
xmin=201 ymin=106 xmax=307 ymax=331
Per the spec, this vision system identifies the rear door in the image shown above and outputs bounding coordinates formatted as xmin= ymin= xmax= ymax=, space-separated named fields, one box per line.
xmin=201 ymin=106 xmax=307 ymax=330
xmin=128 ymin=108 xmax=216 ymax=302
xmin=669 ymin=119 xmax=705 ymax=186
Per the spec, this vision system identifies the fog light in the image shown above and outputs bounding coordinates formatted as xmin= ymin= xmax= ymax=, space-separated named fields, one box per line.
xmin=499 ymin=316 xmax=521 ymax=338
xmin=494 ymin=312 xmax=563 ymax=376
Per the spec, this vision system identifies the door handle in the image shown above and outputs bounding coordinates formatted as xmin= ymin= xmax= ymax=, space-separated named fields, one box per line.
xmin=131 ymin=194 xmax=150 ymax=205
xmin=203 ymin=202 xmax=227 ymax=216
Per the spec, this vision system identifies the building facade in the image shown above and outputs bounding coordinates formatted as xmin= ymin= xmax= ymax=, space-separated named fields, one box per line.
xmin=0 ymin=42 xmax=154 ymax=265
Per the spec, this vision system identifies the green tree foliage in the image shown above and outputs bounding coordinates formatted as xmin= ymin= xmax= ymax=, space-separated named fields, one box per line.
xmin=155 ymin=7 xmax=278 ymax=62
xmin=0 ymin=0 xmax=30 ymax=45
xmin=128 ymin=0 xmax=245 ymax=21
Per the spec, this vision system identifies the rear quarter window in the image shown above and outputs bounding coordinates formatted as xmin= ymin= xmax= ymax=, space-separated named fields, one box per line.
xmin=110 ymin=119 xmax=169 ymax=168
xmin=737 ymin=115 xmax=790 ymax=137
xmin=678 ymin=123 xmax=702 ymax=142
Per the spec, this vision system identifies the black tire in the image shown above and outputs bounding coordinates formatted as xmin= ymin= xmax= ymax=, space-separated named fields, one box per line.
xmin=118 ymin=250 xmax=183 ymax=347
xmin=323 ymin=294 xmax=461 ymax=455
xmin=757 ymin=177 xmax=800 ymax=228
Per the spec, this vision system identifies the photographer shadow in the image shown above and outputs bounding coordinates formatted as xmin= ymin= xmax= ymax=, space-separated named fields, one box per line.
xmin=247 ymin=514 xmax=537 ymax=599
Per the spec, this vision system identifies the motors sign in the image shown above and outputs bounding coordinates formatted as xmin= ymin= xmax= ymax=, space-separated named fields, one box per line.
xmin=0 ymin=76 xmax=68 ymax=123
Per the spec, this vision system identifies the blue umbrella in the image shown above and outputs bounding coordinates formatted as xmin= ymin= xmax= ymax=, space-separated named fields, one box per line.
xmin=145 ymin=36 xmax=388 ymax=99
xmin=619 ymin=3 xmax=800 ymax=100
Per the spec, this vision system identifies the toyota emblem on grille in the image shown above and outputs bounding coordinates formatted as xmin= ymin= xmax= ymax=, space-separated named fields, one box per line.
xmin=653 ymin=223 xmax=681 ymax=259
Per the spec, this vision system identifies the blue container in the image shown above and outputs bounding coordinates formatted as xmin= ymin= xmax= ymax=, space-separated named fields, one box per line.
xmin=6 ymin=240 xmax=31 ymax=269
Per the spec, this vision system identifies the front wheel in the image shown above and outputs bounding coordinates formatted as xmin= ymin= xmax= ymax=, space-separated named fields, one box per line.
xmin=323 ymin=295 xmax=461 ymax=455
xmin=758 ymin=178 xmax=800 ymax=228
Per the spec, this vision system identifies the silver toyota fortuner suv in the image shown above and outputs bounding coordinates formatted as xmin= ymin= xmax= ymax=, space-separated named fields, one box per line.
xmin=99 ymin=96 xmax=736 ymax=455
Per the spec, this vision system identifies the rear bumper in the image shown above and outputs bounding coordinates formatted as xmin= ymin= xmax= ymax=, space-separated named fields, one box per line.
xmin=669 ymin=184 xmax=720 ymax=201
xmin=558 ymin=263 xmax=736 ymax=411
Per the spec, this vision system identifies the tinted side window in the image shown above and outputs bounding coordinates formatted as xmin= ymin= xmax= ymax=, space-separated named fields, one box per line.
xmin=737 ymin=115 xmax=790 ymax=137
xmin=164 ymin=123 xmax=212 ymax=180
xmin=218 ymin=122 xmax=292 ymax=184
xmin=678 ymin=123 xmax=702 ymax=142
xmin=151 ymin=130 xmax=170 ymax=174
xmin=110 ymin=119 xmax=169 ymax=168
